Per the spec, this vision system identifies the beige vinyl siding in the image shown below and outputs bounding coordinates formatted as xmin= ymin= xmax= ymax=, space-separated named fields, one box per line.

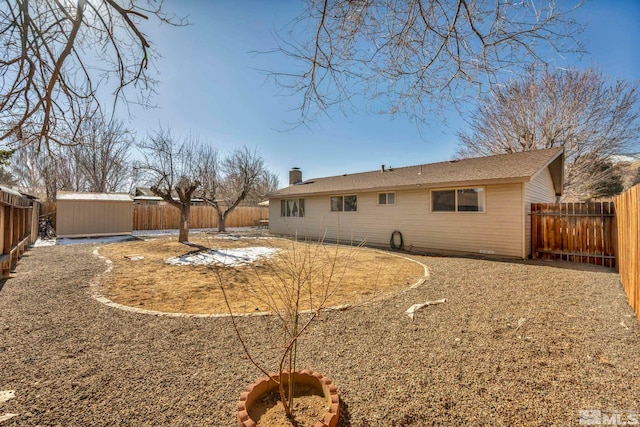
xmin=270 ymin=182 xmax=524 ymax=257
xmin=57 ymin=200 xmax=133 ymax=237
xmin=523 ymin=167 xmax=556 ymax=257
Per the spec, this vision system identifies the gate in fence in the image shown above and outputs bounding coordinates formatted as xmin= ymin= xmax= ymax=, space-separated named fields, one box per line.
xmin=530 ymin=202 xmax=616 ymax=268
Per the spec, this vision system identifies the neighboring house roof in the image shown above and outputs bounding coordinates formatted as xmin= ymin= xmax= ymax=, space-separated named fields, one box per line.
xmin=132 ymin=195 xmax=205 ymax=203
xmin=133 ymin=187 xmax=203 ymax=202
xmin=270 ymin=148 xmax=564 ymax=198
xmin=57 ymin=191 xmax=132 ymax=202
xmin=134 ymin=187 xmax=157 ymax=197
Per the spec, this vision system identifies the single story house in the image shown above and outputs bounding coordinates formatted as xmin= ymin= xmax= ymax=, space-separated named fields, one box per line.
xmin=57 ymin=191 xmax=133 ymax=238
xmin=268 ymin=148 xmax=564 ymax=258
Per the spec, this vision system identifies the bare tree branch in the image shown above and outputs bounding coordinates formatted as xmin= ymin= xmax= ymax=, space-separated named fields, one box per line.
xmin=196 ymin=145 xmax=273 ymax=232
xmin=136 ymin=128 xmax=201 ymax=242
xmin=456 ymin=67 xmax=640 ymax=200
xmin=268 ymin=0 xmax=585 ymax=125
xmin=0 ymin=1 xmax=185 ymax=149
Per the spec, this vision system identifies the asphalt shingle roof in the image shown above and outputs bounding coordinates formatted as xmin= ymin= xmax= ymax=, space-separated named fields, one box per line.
xmin=270 ymin=147 xmax=564 ymax=197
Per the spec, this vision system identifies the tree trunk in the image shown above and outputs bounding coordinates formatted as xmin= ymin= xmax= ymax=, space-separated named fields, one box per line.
xmin=218 ymin=211 xmax=226 ymax=233
xmin=179 ymin=205 xmax=190 ymax=242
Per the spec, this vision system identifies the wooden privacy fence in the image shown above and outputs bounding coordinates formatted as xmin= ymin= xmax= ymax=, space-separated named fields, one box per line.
xmin=132 ymin=205 xmax=268 ymax=230
xmin=613 ymin=185 xmax=640 ymax=319
xmin=531 ymin=202 xmax=616 ymax=268
xmin=0 ymin=189 xmax=38 ymax=278
xmin=40 ymin=201 xmax=56 ymax=225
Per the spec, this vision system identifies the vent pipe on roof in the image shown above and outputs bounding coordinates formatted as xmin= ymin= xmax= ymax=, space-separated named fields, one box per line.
xmin=289 ymin=167 xmax=302 ymax=185
xmin=381 ymin=164 xmax=385 ymax=173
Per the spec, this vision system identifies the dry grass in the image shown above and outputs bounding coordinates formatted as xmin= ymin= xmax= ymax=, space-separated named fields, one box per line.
xmin=97 ymin=233 xmax=425 ymax=314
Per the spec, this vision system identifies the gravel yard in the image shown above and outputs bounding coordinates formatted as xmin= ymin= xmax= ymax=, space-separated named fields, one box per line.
xmin=1 ymin=242 xmax=639 ymax=426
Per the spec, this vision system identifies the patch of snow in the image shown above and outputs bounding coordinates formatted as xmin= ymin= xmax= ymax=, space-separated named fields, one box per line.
xmin=165 ymin=247 xmax=279 ymax=267
xmin=32 ymin=238 xmax=56 ymax=247
xmin=214 ymin=233 xmax=242 ymax=240
xmin=132 ymin=227 xmax=255 ymax=238
xmin=56 ymin=236 xmax=137 ymax=245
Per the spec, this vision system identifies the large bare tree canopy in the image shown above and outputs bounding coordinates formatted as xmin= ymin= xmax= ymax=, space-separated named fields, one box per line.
xmin=275 ymin=0 xmax=585 ymax=123
xmin=197 ymin=145 xmax=274 ymax=232
xmin=457 ymin=68 xmax=640 ymax=200
xmin=136 ymin=128 xmax=201 ymax=242
xmin=10 ymin=112 xmax=133 ymax=200
xmin=0 ymin=0 xmax=179 ymax=149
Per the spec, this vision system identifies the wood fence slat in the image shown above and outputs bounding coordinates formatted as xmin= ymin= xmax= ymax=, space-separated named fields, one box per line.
xmin=531 ymin=204 xmax=539 ymax=259
xmin=130 ymin=204 xmax=268 ymax=230
xmin=614 ymin=185 xmax=639 ymax=318
xmin=580 ymin=203 xmax=588 ymax=263
xmin=531 ymin=201 xmax=617 ymax=268
xmin=568 ymin=203 xmax=575 ymax=263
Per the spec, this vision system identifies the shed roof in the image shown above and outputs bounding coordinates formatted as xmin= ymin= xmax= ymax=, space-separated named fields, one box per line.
xmin=270 ymin=148 xmax=564 ymax=198
xmin=57 ymin=192 xmax=132 ymax=202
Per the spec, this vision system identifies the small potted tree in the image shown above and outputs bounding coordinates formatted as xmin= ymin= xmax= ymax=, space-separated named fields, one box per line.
xmin=214 ymin=237 xmax=352 ymax=426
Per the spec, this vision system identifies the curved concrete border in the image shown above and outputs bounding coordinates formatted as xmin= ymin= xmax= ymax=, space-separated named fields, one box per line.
xmin=89 ymin=243 xmax=430 ymax=318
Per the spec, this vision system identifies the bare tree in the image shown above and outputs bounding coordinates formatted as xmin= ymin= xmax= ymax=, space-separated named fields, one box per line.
xmin=197 ymin=146 xmax=270 ymax=232
xmin=587 ymin=159 xmax=624 ymax=200
xmin=273 ymin=0 xmax=585 ymax=124
xmin=11 ymin=142 xmax=82 ymax=201
xmin=0 ymin=149 xmax=16 ymax=186
xmin=0 ymin=1 xmax=182 ymax=149
xmin=9 ymin=113 xmax=133 ymax=199
xmin=10 ymin=143 xmax=45 ymax=197
xmin=245 ymin=170 xmax=280 ymax=205
xmin=137 ymin=128 xmax=200 ymax=242
xmin=71 ymin=116 xmax=133 ymax=192
xmin=456 ymin=68 xmax=640 ymax=200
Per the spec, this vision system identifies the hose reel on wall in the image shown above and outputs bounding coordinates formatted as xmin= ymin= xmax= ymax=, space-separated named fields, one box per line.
xmin=390 ymin=230 xmax=404 ymax=251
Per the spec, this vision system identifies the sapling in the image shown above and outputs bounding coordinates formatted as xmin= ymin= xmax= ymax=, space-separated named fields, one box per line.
xmin=214 ymin=235 xmax=357 ymax=422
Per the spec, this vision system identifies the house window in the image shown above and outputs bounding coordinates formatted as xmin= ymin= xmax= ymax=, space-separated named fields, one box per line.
xmin=378 ymin=192 xmax=396 ymax=205
xmin=330 ymin=195 xmax=357 ymax=212
xmin=432 ymin=188 xmax=484 ymax=212
xmin=280 ymin=199 xmax=305 ymax=217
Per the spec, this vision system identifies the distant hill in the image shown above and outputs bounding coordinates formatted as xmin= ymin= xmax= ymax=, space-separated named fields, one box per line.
xmin=609 ymin=153 xmax=640 ymax=190
xmin=610 ymin=153 xmax=640 ymax=164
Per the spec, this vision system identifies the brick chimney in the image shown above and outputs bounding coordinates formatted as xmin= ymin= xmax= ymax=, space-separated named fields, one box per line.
xmin=289 ymin=167 xmax=302 ymax=185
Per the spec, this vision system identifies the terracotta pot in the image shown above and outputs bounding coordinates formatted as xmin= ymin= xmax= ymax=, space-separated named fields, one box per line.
xmin=237 ymin=369 xmax=340 ymax=427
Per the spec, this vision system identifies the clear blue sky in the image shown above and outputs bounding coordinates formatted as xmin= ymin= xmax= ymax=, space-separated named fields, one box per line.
xmin=127 ymin=0 xmax=640 ymax=186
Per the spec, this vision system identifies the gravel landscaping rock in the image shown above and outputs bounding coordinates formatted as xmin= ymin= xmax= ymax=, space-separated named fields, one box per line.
xmin=1 ymin=244 xmax=639 ymax=426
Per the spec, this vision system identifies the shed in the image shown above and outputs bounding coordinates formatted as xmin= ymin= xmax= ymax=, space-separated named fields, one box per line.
xmin=268 ymin=148 xmax=564 ymax=259
xmin=56 ymin=192 xmax=133 ymax=238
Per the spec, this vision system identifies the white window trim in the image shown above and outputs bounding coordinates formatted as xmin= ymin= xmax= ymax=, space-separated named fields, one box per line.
xmin=281 ymin=198 xmax=305 ymax=218
xmin=430 ymin=187 xmax=486 ymax=213
xmin=378 ymin=192 xmax=396 ymax=206
xmin=330 ymin=194 xmax=358 ymax=212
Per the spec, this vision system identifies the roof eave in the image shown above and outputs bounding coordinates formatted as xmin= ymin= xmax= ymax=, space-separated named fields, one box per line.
xmin=268 ymin=176 xmax=532 ymax=198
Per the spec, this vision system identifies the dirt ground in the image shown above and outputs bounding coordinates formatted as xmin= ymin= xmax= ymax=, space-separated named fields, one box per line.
xmin=97 ymin=233 xmax=426 ymax=314
xmin=1 ymin=241 xmax=639 ymax=426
